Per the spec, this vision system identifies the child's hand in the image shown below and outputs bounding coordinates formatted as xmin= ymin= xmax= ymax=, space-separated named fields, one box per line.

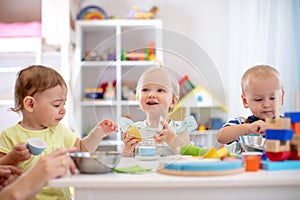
xmin=80 ymin=118 xmax=118 ymax=152
xmin=95 ymin=118 xmax=119 ymax=138
xmin=248 ymin=120 xmax=266 ymax=135
xmin=0 ymin=165 xmax=22 ymax=190
xmin=121 ymin=132 xmax=139 ymax=157
xmin=154 ymin=120 xmax=176 ymax=144
xmin=9 ymin=143 xmax=31 ymax=165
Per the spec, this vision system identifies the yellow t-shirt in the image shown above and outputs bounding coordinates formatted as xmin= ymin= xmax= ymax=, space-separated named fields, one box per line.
xmin=0 ymin=122 xmax=78 ymax=200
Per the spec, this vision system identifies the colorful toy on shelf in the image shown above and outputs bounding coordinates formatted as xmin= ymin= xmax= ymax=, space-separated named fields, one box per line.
xmin=179 ymin=75 xmax=195 ymax=98
xmin=77 ymin=5 xmax=108 ymax=20
xmin=148 ymin=41 xmax=156 ymax=60
xmin=84 ymin=88 xmax=103 ymax=99
xmin=103 ymin=81 xmax=115 ymax=100
xmin=127 ymin=6 xmax=159 ymax=19
xmin=121 ymin=42 xmax=156 ymax=61
xmin=84 ymin=49 xmax=116 ymax=61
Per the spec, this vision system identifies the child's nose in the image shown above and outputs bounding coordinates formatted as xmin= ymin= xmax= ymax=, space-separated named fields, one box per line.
xmin=148 ymin=90 xmax=157 ymax=97
xmin=262 ymin=100 xmax=271 ymax=107
xmin=59 ymin=107 xmax=66 ymax=114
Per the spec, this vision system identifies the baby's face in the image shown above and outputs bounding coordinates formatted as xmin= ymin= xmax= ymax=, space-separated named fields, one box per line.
xmin=137 ymin=73 xmax=175 ymax=117
xmin=241 ymin=76 xmax=284 ymax=120
xmin=31 ymin=85 xmax=68 ymax=129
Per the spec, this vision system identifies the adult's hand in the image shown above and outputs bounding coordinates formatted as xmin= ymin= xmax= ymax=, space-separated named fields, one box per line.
xmin=0 ymin=165 xmax=22 ymax=191
xmin=0 ymin=147 xmax=77 ymax=200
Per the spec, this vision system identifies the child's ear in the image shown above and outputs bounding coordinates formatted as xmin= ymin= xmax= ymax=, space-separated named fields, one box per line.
xmin=241 ymin=94 xmax=249 ymax=108
xmin=170 ymin=95 xmax=179 ymax=109
xmin=23 ymin=96 xmax=35 ymax=112
xmin=281 ymin=89 xmax=285 ymax=105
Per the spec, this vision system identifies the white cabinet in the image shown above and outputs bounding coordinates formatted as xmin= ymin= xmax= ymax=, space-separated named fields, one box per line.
xmin=73 ymin=20 xmax=163 ymax=149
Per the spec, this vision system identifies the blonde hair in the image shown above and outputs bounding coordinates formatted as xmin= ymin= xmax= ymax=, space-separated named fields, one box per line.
xmin=241 ymin=65 xmax=282 ymax=94
xmin=136 ymin=66 xmax=180 ymax=98
xmin=12 ymin=65 xmax=67 ymax=112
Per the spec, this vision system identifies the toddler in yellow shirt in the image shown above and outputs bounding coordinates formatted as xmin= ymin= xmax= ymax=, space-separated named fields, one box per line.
xmin=0 ymin=65 xmax=118 ymax=200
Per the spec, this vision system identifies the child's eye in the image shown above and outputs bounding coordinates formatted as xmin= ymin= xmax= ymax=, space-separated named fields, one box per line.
xmin=157 ymin=89 xmax=165 ymax=93
xmin=141 ymin=88 xmax=148 ymax=92
xmin=254 ymin=99 xmax=262 ymax=102
xmin=53 ymin=102 xmax=65 ymax=108
xmin=270 ymin=97 xmax=275 ymax=100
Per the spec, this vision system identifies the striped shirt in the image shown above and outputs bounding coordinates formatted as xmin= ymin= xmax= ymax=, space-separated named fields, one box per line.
xmin=223 ymin=115 xmax=262 ymax=152
xmin=223 ymin=115 xmax=261 ymax=127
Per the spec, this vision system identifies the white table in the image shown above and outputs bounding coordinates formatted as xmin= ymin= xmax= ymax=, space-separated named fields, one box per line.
xmin=48 ymin=157 xmax=300 ymax=200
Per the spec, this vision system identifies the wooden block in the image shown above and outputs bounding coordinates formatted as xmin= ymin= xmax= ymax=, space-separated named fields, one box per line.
xmin=203 ymin=147 xmax=217 ymax=158
xmin=265 ymin=140 xmax=280 ymax=152
xmin=291 ymin=134 xmax=300 ymax=145
xmin=266 ymin=140 xmax=290 ymax=152
xmin=212 ymin=147 xmax=229 ymax=159
xmin=280 ymin=141 xmax=291 ymax=152
xmin=284 ymin=112 xmax=300 ymax=123
xmin=266 ymin=118 xmax=291 ymax=130
xmin=265 ymin=129 xmax=294 ymax=141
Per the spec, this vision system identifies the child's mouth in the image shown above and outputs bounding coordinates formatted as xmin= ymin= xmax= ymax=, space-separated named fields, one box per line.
xmin=146 ymin=101 xmax=158 ymax=105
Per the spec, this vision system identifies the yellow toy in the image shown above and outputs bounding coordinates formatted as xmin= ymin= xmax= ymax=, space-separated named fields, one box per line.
xmin=127 ymin=126 xmax=142 ymax=141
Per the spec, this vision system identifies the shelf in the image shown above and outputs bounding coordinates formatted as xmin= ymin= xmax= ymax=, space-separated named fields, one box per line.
xmin=81 ymin=61 xmax=116 ymax=67
xmin=120 ymin=101 xmax=139 ymax=106
xmin=81 ymin=100 xmax=139 ymax=107
xmin=81 ymin=100 xmax=118 ymax=106
xmin=77 ymin=19 xmax=162 ymax=28
xmin=0 ymin=37 xmax=42 ymax=53
xmin=74 ymin=19 xmax=163 ymax=151
xmin=81 ymin=60 xmax=159 ymax=67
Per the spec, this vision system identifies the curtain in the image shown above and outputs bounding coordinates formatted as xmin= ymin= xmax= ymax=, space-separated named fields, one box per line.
xmin=226 ymin=0 xmax=300 ymax=118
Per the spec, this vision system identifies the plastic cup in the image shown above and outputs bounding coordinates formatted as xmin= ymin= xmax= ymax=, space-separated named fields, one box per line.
xmin=241 ymin=152 xmax=262 ymax=163
xmin=245 ymin=156 xmax=261 ymax=172
xmin=138 ymin=146 xmax=156 ymax=157
xmin=26 ymin=138 xmax=47 ymax=156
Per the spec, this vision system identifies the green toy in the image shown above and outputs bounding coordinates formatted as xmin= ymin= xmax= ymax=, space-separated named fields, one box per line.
xmin=180 ymin=144 xmax=208 ymax=156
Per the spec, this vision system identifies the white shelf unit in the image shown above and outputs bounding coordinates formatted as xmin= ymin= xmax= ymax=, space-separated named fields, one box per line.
xmin=73 ymin=20 xmax=163 ymax=150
